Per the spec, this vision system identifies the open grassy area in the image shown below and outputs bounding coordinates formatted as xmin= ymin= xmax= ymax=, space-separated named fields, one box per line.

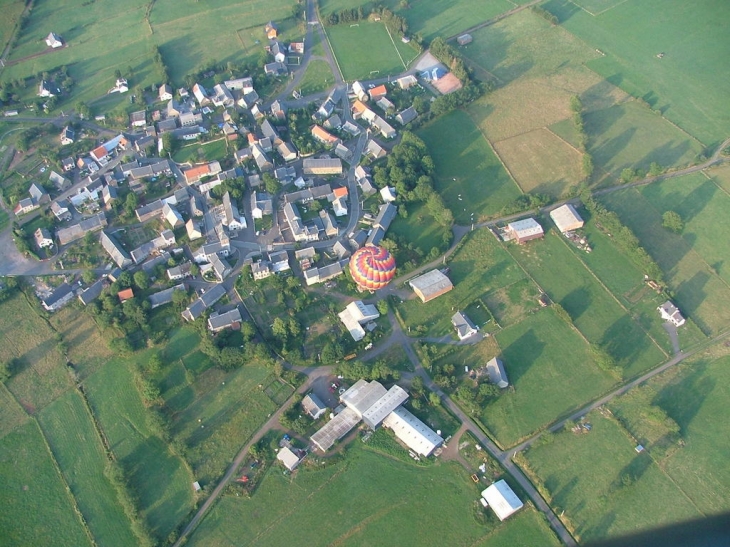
xmin=38 ymin=391 xmax=137 ymax=547
xmin=507 ymin=230 xmax=666 ymax=377
xmin=187 ymin=444 xmax=560 ymax=546
xmin=417 ymin=110 xmax=522 ymax=222
xmin=543 ymin=0 xmax=730 ymax=147
xmin=296 ymin=59 xmax=335 ymax=96
xmin=520 ymin=408 xmax=702 ymax=543
xmin=388 ymin=200 xmax=450 ymax=264
xmin=0 ymin=0 xmax=25 ymax=53
xmin=325 ymin=21 xmax=415 ymax=81
xmin=84 ymin=355 xmax=195 ymax=541
xmin=485 ymin=307 xmax=616 ymax=447
xmin=600 ymin=188 xmax=730 ymax=335
xmin=0 ymin=420 xmax=92 ymax=547
xmin=172 ymin=138 xmax=229 ymax=165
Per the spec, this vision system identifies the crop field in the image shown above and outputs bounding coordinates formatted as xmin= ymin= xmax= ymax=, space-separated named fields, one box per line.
xmin=507 ymin=230 xmax=666 ymax=377
xmin=2 ymin=0 xmax=297 ymax=107
xmin=397 ymin=229 xmax=527 ymax=336
xmin=417 ymin=110 xmax=522 ymax=222
xmin=520 ymin=408 xmax=702 ymax=543
xmin=600 ymin=189 xmax=730 ymax=335
xmin=0 ymin=420 xmax=92 ymax=547
xmin=84 ymin=356 xmax=194 ymax=540
xmin=544 ymin=0 xmax=730 ymax=146
xmin=493 ymin=128 xmax=583 ymax=198
xmin=325 ymin=21 xmax=416 ymax=81
xmin=296 ymin=60 xmax=335 ymax=96
xmin=38 ymin=391 xmax=137 ymax=547
xmin=0 ymin=291 xmax=72 ymax=413
xmin=583 ymin=101 xmax=704 ymax=184
xmin=187 ymin=445 xmax=560 ymax=546
xmin=485 ymin=307 xmax=616 ymax=447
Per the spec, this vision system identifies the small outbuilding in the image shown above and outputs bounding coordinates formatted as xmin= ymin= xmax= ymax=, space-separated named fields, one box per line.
xmin=550 ymin=204 xmax=584 ymax=233
xmin=409 ymin=269 xmax=453 ymax=303
xmin=486 ymin=357 xmax=509 ymax=388
xmin=276 ymin=446 xmax=301 ymax=471
xmin=507 ymin=218 xmax=544 ymax=244
xmin=457 ymin=34 xmax=473 ymax=45
xmin=481 ymin=480 xmax=523 ymax=521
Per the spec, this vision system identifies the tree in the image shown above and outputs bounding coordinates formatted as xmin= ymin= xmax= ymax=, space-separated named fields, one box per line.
xmin=161 ymin=132 xmax=179 ymax=155
xmin=133 ymin=271 xmax=150 ymax=290
xmin=662 ymin=211 xmax=684 ymax=234
xmin=82 ymin=270 xmax=96 ymax=285
xmin=147 ymin=352 xmax=163 ymax=374
xmin=272 ymin=317 xmax=288 ymax=340
xmin=428 ymin=392 xmax=440 ymax=406
xmin=376 ymin=300 xmax=388 ymax=315
xmin=263 ymin=173 xmax=281 ymax=195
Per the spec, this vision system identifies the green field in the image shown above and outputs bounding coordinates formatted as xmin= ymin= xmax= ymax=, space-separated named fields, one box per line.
xmin=388 ymin=200 xmax=450 ymax=266
xmin=0 ymin=0 xmax=24 ymax=56
xmin=84 ymin=355 xmax=195 ymax=540
xmin=417 ymin=110 xmax=523 ymax=222
xmin=296 ymin=59 xmax=336 ymax=96
xmin=485 ymin=307 xmax=616 ymax=447
xmin=38 ymin=391 xmax=138 ymax=547
xmin=325 ymin=21 xmax=416 ymax=81
xmin=521 ymin=408 xmax=702 ymax=543
xmin=172 ymin=138 xmax=229 ymax=165
xmin=0 ymin=420 xmax=92 ymax=547
xmin=187 ymin=445 xmax=560 ymax=546
xmin=600 ymin=187 xmax=730 ymax=335
xmin=543 ymin=0 xmax=730 ymax=147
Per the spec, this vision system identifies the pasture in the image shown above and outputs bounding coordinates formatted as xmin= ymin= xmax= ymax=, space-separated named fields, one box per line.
xmin=38 ymin=391 xmax=138 ymax=547
xmin=388 ymin=200 xmax=450 ymax=263
xmin=296 ymin=59 xmax=335 ymax=96
xmin=187 ymin=445 xmax=560 ymax=546
xmin=0 ymin=420 xmax=92 ymax=547
xmin=0 ymin=0 xmax=24 ymax=54
xmin=485 ymin=307 xmax=616 ymax=447
xmin=325 ymin=21 xmax=415 ymax=81
xmin=417 ymin=110 xmax=523 ymax=222
xmin=599 ymin=188 xmax=730 ymax=335
xmin=544 ymin=0 xmax=730 ymax=146
xmin=520 ymin=408 xmax=702 ymax=543
xmin=172 ymin=138 xmax=229 ymax=165
xmin=507 ymin=230 xmax=667 ymax=377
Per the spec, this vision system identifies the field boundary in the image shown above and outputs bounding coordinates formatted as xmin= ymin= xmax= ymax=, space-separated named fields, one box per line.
xmin=383 ymin=23 xmax=407 ymax=70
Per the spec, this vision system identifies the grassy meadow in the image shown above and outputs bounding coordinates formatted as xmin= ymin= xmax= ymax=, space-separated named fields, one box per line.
xmin=296 ymin=59 xmax=335 ymax=96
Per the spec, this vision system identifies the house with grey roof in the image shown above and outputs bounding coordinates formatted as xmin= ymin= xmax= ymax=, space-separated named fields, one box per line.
xmin=100 ymin=231 xmax=132 ymax=268
xmin=208 ymin=308 xmax=242 ymax=332
xmin=149 ymin=284 xmax=186 ymax=309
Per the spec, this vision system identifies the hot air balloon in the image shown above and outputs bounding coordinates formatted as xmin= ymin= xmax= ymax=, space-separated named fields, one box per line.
xmin=349 ymin=245 xmax=396 ymax=291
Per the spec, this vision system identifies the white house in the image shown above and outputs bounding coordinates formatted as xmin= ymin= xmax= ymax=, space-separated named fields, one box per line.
xmin=338 ymin=300 xmax=380 ymax=341
xmin=45 ymin=32 xmax=63 ymax=48
xmin=658 ymin=301 xmax=686 ymax=327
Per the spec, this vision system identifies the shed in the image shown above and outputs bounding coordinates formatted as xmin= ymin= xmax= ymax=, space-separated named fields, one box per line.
xmin=276 ymin=446 xmax=301 ymax=471
xmin=486 ymin=357 xmax=509 ymax=388
xmin=457 ymin=34 xmax=473 ymax=45
xmin=549 ymin=204 xmax=584 ymax=233
xmin=481 ymin=480 xmax=523 ymax=521
xmin=507 ymin=218 xmax=544 ymax=244
xmin=409 ymin=270 xmax=453 ymax=303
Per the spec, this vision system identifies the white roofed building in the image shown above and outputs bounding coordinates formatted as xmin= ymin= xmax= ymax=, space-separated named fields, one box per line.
xmin=409 ymin=270 xmax=454 ymax=303
xmin=486 ymin=357 xmax=509 ymax=388
xmin=361 ymin=384 xmax=408 ymax=429
xmin=338 ymin=300 xmax=379 ymax=341
xmin=658 ymin=301 xmax=686 ymax=327
xmin=276 ymin=446 xmax=302 ymax=471
xmin=382 ymin=406 xmax=443 ymax=456
xmin=481 ymin=480 xmax=523 ymax=521
xmin=507 ymin=218 xmax=544 ymax=244
xmin=550 ymin=204 xmax=584 ymax=233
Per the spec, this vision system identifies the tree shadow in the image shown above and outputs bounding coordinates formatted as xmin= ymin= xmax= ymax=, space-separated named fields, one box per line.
xmin=501 ymin=328 xmax=545 ymax=385
xmin=652 ymin=359 xmax=715 ymax=436
xmin=674 ymin=270 xmax=711 ymax=335
xmin=560 ymin=286 xmax=592 ymax=323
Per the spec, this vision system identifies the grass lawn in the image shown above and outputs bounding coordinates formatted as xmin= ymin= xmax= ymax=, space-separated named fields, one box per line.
xmin=507 ymin=230 xmax=666 ymax=377
xmin=84 ymin=355 xmax=194 ymax=541
xmin=388 ymin=200 xmax=450 ymax=258
xmin=325 ymin=21 xmax=415 ymax=81
xmin=417 ymin=110 xmax=522 ymax=223
xmin=187 ymin=444 xmax=559 ymax=546
xmin=599 ymin=189 xmax=730 ymax=335
xmin=520 ymin=409 xmax=702 ymax=543
xmin=485 ymin=307 xmax=616 ymax=447
xmin=0 ymin=420 xmax=92 ymax=547
xmin=397 ymin=229 xmax=527 ymax=337
xmin=493 ymin=128 xmax=584 ymax=198
xmin=38 ymin=391 xmax=137 ymax=547
xmin=0 ymin=0 xmax=24 ymax=53
xmin=543 ymin=0 xmax=730 ymax=147
xmin=399 ymin=0 xmax=514 ymax=41
xmin=172 ymin=138 xmax=229 ymax=165
xmin=0 ymin=291 xmax=73 ymax=413
xmin=296 ymin=59 xmax=335 ymax=96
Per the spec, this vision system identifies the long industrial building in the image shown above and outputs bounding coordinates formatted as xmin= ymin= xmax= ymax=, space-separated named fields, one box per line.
xmin=382 ymin=406 xmax=443 ymax=457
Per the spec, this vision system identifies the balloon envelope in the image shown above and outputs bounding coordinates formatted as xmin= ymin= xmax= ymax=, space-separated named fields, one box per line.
xmin=349 ymin=245 xmax=396 ymax=290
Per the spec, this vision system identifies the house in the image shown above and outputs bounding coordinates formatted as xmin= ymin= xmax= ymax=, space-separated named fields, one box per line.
xmin=276 ymin=446 xmax=302 ymax=472
xmin=366 ymin=203 xmax=397 ymax=246
xmin=342 ymin=121 xmax=361 ymax=136
xmin=507 ymin=218 xmax=544 ymax=244
xmin=50 ymin=199 xmax=72 ymax=221
xmin=334 ymin=143 xmax=352 ymax=162
xmin=109 ymin=78 xmax=129 ymax=94
xmin=549 ymin=204 xmax=584 ymax=233
xmin=101 ymin=184 xmax=117 ymax=206
xmin=271 ymin=99 xmax=287 ymax=120
xmin=130 ymin=230 xmax=176 ymax=264
xmin=185 ymin=219 xmax=203 ymax=240
xmin=100 ymin=231 xmax=133 ymax=268
xmin=183 ymin=164 xmax=211 ymax=185
xmin=269 ymin=250 xmax=290 ymax=273
xmin=78 ymin=278 xmax=106 ymax=306
xmin=38 ymin=80 xmax=55 ymax=97
xmin=41 ymin=283 xmax=74 ymax=312
xmin=486 ymin=357 xmax=509 ymax=388
xmin=376 ymin=97 xmax=395 ymax=112
xmin=303 ymin=262 xmax=343 ymax=286
xmin=320 ymin=209 xmax=338 ymax=237
xmin=45 ymin=32 xmax=63 ymax=48
xmin=396 ymin=74 xmax=417 ymax=90
xmin=351 ymin=99 xmax=374 ymax=121
xmin=179 ymin=111 xmax=203 ymax=127
xmin=409 ymin=270 xmax=453 ymax=303
xmin=192 ymin=83 xmax=210 ymax=105
xmin=56 ymin=212 xmax=107 ymax=245
xmin=181 ymin=284 xmax=226 ymax=322
xmin=369 ymin=84 xmax=387 ymax=100
xmin=250 ymin=191 xmax=273 ymax=219
xmin=118 ymin=288 xmax=135 ymax=302
xmin=457 ymin=33 xmax=473 ymax=46
xmin=658 ymin=301 xmax=686 ymax=327
xmin=366 ymin=139 xmax=386 ymax=159
xmin=396 ymin=106 xmax=418 ymax=125
xmin=372 ymin=116 xmax=396 ymax=139
xmin=34 ymin=227 xmax=54 ymax=248
xmin=252 ymin=143 xmax=273 ymax=172
xmin=208 ymin=308 xmax=242 ymax=332
xmin=311 ymin=125 xmax=339 ymax=147
xmin=289 ymin=42 xmax=305 ymax=55
xmin=382 ymin=406 xmax=443 ymax=457
xmin=332 ymin=240 xmax=350 ymax=260
xmin=225 ymin=77 xmax=254 ymax=93
xmin=270 ymin=41 xmax=286 ymax=63
xmin=159 ymin=84 xmax=173 ymax=102
xmin=60 ymin=127 xmax=75 ymax=145
xmin=452 ymin=311 xmax=478 ymax=340
xmin=264 ymin=62 xmax=287 ymax=76
xmin=432 ymin=72 xmax=463 ymax=95
xmin=352 ymin=81 xmax=369 ymax=102
xmin=90 ymin=145 xmax=109 ymax=164
xmin=222 ymin=191 xmax=246 ymax=232
xmin=284 ymin=202 xmax=319 ymax=242
xmin=162 ymin=203 xmax=184 ymax=228
xmin=148 ymin=284 xmax=186 ymax=309
xmin=14 ymin=197 xmax=38 ymax=215
xmin=210 ymin=253 xmax=231 ymax=281
xmin=338 ymin=300 xmax=380 ymax=341
xmin=212 ymin=84 xmax=235 ymax=108
xmin=481 ymin=480 xmax=523 ymax=521
xmin=302 ymin=393 xmax=327 ymax=420
xmin=168 ymin=261 xmax=193 ymax=281
xmin=380 ymin=186 xmax=396 ymax=203
xmin=251 ymin=260 xmax=272 ymax=280
xmin=61 ymin=157 xmax=75 ymax=172
xmin=316 ymin=98 xmax=336 ymax=119
xmin=324 ymin=114 xmax=342 ymax=130
xmin=129 ymin=110 xmax=146 ymax=127
xmin=302 ymin=158 xmax=343 ymax=176
xmin=264 ymin=21 xmax=278 ymax=39
xmin=29 ymin=183 xmax=50 ymax=205
xmin=76 ymin=157 xmax=98 ymax=172
xmin=277 ymin=141 xmax=298 ymax=162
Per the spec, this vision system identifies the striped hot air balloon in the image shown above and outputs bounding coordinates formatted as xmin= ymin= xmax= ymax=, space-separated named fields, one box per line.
xmin=349 ymin=245 xmax=396 ymax=291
